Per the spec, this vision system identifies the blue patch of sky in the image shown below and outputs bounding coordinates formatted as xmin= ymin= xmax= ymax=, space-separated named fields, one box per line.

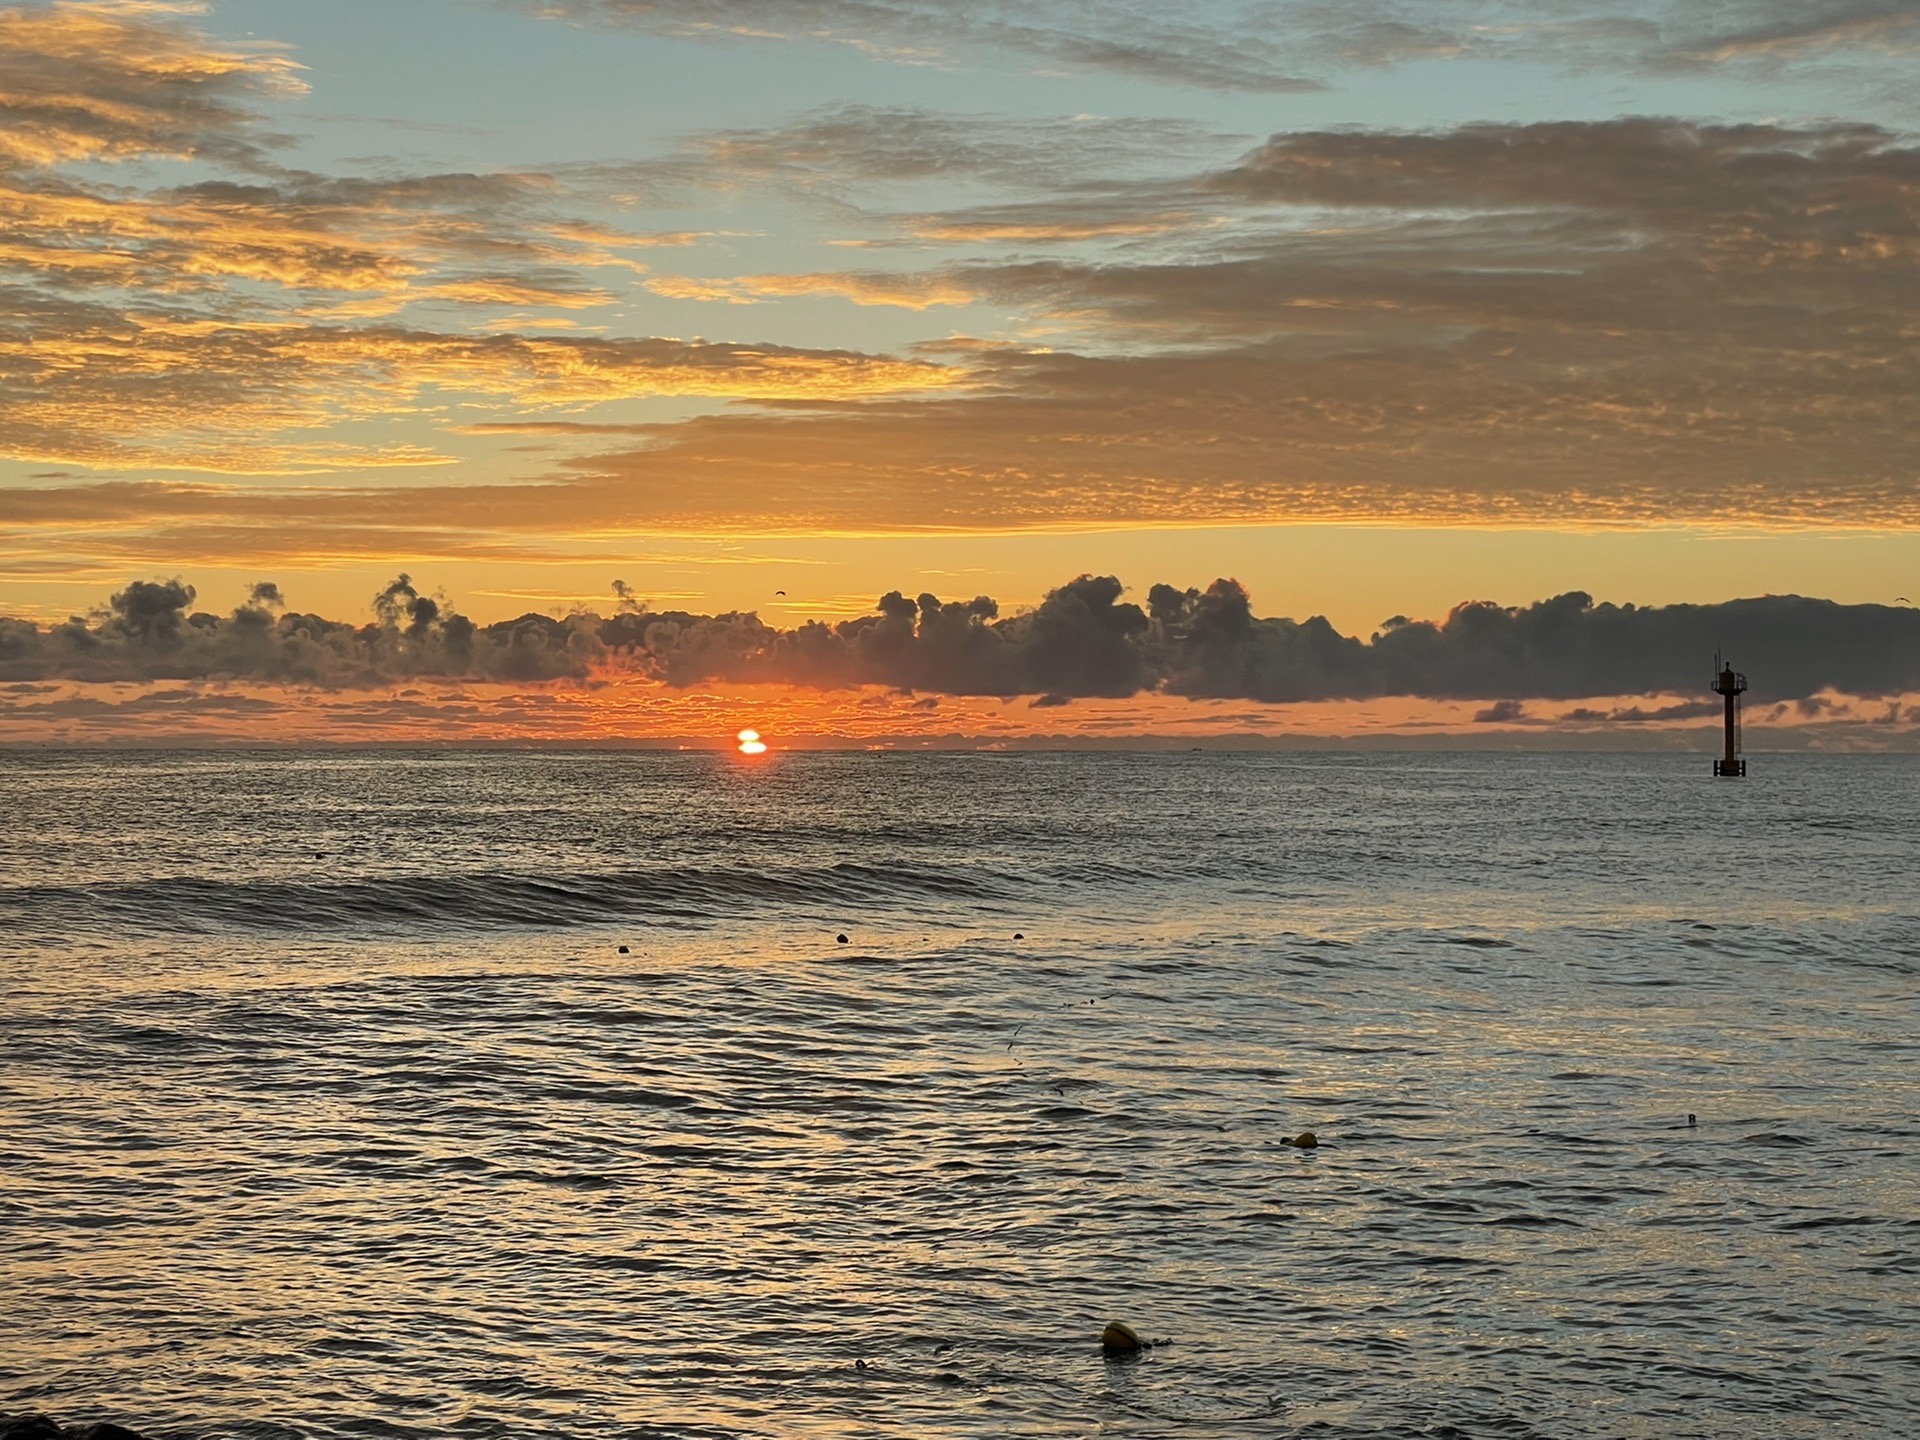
xmin=212 ymin=0 xmax=1917 ymax=175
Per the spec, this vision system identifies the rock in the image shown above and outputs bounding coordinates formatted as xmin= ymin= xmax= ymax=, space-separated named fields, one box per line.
xmin=1100 ymin=1320 xmax=1143 ymax=1357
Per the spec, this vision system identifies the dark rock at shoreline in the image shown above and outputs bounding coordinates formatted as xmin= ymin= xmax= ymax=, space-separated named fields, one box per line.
xmin=1 ymin=1417 xmax=148 ymax=1440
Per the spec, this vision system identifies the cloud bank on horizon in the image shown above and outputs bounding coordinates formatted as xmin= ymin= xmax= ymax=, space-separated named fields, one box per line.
xmin=6 ymin=574 xmax=1918 ymax=707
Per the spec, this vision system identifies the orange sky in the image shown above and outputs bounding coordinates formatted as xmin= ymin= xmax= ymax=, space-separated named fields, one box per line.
xmin=4 ymin=673 xmax=1914 ymax=751
xmin=3 ymin=1 xmax=1918 ymax=744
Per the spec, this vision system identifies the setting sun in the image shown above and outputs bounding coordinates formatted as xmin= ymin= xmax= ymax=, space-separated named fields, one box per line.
xmin=736 ymin=728 xmax=768 ymax=756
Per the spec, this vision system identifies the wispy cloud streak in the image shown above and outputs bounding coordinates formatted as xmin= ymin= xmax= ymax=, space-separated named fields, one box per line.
xmin=537 ymin=0 xmax=1920 ymax=82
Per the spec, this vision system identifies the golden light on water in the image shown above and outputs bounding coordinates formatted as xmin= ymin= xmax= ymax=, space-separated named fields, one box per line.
xmin=736 ymin=728 xmax=768 ymax=756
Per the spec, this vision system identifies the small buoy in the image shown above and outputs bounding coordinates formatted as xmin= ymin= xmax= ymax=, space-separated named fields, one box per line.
xmin=1014 ymin=932 xmax=1024 ymax=939
xmin=1687 ymin=1113 xmax=1697 ymax=1127
xmin=836 ymin=933 xmax=849 ymax=944
xmin=1292 ymin=1132 xmax=1319 ymax=1148
xmin=855 ymin=1358 xmax=867 ymax=1371
xmin=618 ymin=945 xmax=629 ymax=954
xmin=1101 ymin=1320 xmax=1143 ymax=1357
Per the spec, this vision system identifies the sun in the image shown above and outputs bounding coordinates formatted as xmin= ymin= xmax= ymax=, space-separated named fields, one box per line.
xmin=736 ymin=728 xmax=768 ymax=756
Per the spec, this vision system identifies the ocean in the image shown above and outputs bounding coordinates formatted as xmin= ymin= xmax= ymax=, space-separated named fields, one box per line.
xmin=1 ymin=749 xmax=1915 ymax=1439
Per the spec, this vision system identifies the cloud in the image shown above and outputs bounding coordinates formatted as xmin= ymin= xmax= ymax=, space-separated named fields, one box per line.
xmin=0 ymin=0 xmax=303 ymax=171
xmin=0 ymin=4 xmax=962 ymax=473
xmin=1561 ymin=698 xmax=1723 ymax=722
xmin=534 ymin=1 xmax=1322 ymax=92
xmin=648 ymin=268 xmax=981 ymax=309
xmin=528 ymin=118 xmax=1920 ymax=530
xmin=1473 ymin=699 xmax=1529 ymax=723
xmin=1296 ymin=1 xmax=1920 ymax=76
xmin=6 ymin=9 xmax=1917 ymax=532
xmin=1646 ymin=0 xmax=1920 ymax=68
xmin=0 ymin=572 xmax=610 ymax=685
xmin=534 ymin=1 xmax=1920 ymax=85
xmin=8 ymin=575 xmax=1920 ymax=706
xmin=0 ymin=6 xmax=638 ymax=319
xmin=574 ymin=104 xmax=1244 ymax=224
xmin=0 ymin=299 xmax=953 ymax=472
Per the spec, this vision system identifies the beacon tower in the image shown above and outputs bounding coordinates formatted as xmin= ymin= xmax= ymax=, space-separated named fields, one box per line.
xmin=1712 ymin=655 xmax=1747 ymax=778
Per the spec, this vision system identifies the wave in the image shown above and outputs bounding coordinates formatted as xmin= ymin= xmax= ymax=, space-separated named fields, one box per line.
xmin=0 ymin=859 xmax=1026 ymax=937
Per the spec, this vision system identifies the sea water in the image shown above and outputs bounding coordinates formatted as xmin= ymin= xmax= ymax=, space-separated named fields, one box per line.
xmin=1 ymin=750 xmax=1915 ymax=1439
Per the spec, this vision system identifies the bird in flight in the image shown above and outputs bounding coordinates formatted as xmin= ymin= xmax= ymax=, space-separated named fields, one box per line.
xmin=776 ymin=590 xmax=786 ymax=596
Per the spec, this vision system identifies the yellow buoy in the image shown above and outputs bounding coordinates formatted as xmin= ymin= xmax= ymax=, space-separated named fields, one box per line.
xmin=1100 ymin=1320 xmax=1143 ymax=1357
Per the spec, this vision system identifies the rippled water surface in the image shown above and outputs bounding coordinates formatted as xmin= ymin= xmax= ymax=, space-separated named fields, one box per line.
xmin=2 ymin=749 xmax=1916 ymax=1439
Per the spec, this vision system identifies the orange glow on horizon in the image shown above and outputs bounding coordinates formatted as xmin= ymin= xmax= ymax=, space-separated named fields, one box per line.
xmin=1 ymin=675 xmax=1915 ymax=749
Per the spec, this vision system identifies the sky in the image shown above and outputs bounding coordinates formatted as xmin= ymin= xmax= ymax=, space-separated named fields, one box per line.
xmin=2 ymin=0 xmax=1918 ymax=745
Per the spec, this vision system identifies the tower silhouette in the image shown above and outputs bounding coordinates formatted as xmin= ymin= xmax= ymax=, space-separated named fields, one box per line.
xmin=1712 ymin=654 xmax=1747 ymax=778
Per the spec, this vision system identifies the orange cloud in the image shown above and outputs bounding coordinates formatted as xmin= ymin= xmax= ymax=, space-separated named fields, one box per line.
xmin=0 ymin=0 xmax=303 ymax=170
xmin=0 ymin=300 xmax=956 ymax=472
xmin=648 ymin=270 xmax=979 ymax=308
xmin=6 ymin=8 xmax=1918 ymax=545
xmin=2 ymin=2 xmax=976 ymax=474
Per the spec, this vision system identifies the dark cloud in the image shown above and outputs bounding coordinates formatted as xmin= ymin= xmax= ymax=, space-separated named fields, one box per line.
xmin=0 ymin=574 xmax=604 ymax=686
xmin=1473 ymin=699 xmax=1530 ymax=724
xmin=543 ymin=118 xmax=1920 ymax=530
xmin=1563 ymin=699 xmax=1725 ymax=723
xmin=6 ymin=576 xmax=1920 ymax=705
